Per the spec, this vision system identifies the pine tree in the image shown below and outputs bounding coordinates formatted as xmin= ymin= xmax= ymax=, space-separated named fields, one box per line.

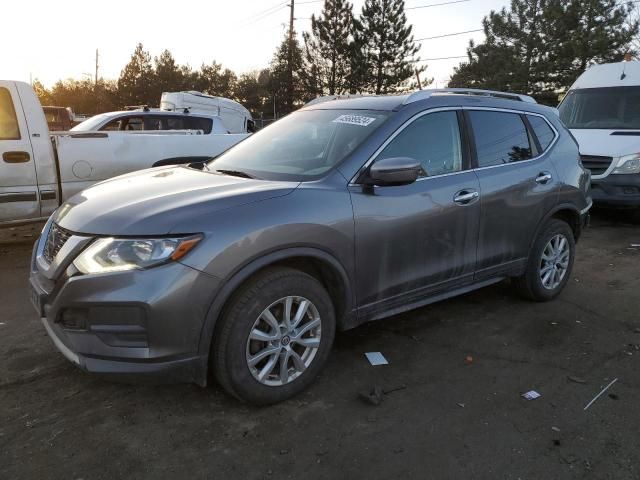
xmin=449 ymin=0 xmax=547 ymax=95
xmin=449 ymin=0 xmax=638 ymax=97
xmin=269 ymin=32 xmax=305 ymax=115
xmin=117 ymin=43 xmax=156 ymax=107
xmin=195 ymin=61 xmax=237 ymax=97
xmin=355 ymin=0 xmax=422 ymax=94
xmin=153 ymin=50 xmax=187 ymax=100
xmin=544 ymin=0 xmax=638 ymax=90
xmin=302 ymin=0 xmax=355 ymax=96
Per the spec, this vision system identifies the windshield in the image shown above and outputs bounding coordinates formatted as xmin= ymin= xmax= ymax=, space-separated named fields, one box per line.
xmin=70 ymin=114 xmax=110 ymax=131
xmin=559 ymin=87 xmax=640 ymax=130
xmin=209 ymin=109 xmax=389 ymax=181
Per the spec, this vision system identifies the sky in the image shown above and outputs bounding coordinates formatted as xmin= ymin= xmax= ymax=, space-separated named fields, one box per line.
xmin=0 ymin=0 xmax=508 ymax=89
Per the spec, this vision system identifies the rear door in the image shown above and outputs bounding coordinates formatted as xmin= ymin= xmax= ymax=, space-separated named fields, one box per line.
xmin=466 ymin=108 xmax=559 ymax=279
xmin=350 ymin=109 xmax=480 ymax=315
xmin=0 ymin=82 xmax=39 ymax=223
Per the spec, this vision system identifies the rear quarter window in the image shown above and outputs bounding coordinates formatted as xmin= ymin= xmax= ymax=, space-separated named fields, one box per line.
xmin=527 ymin=115 xmax=556 ymax=151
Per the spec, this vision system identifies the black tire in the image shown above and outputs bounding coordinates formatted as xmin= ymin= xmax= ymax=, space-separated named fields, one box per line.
xmin=514 ymin=219 xmax=576 ymax=302
xmin=212 ymin=267 xmax=335 ymax=405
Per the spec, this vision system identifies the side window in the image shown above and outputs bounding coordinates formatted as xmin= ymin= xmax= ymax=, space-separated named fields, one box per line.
xmin=165 ymin=117 xmax=187 ymax=130
xmin=0 ymin=87 xmax=21 ymax=140
xmin=527 ymin=115 xmax=556 ymax=151
xmin=101 ymin=119 xmax=123 ymax=131
xmin=144 ymin=116 xmax=164 ymax=130
xmin=469 ymin=111 xmax=533 ymax=167
xmin=378 ymin=111 xmax=463 ymax=177
xmin=124 ymin=117 xmax=143 ymax=131
xmin=186 ymin=117 xmax=213 ymax=134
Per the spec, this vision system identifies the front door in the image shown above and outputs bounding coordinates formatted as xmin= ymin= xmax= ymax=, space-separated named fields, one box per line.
xmin=0 ymin=82 xmax=39 ymax=223
xmin=350 ymin=109 xmax=480 ymax=318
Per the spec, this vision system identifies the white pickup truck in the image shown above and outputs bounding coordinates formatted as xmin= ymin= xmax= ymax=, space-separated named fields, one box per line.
xmin=0 ymin=81 xmax=250 ymax=226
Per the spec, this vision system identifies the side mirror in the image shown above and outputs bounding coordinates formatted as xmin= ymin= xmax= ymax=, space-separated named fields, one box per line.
xmin=364 ymin=157 xmax=422 ymax=187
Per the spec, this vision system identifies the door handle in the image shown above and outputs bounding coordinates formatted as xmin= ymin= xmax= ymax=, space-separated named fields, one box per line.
xmin=535 ymin=171 xmax=553 ymax=184
xmin=453 ymin=190 xmax=479 ymax=205
xmin=3 ymin=151 xmax=31 ymax=163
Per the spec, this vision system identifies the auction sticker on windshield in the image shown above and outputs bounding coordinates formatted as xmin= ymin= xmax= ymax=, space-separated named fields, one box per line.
xmin=333 ymin=115 xmax=377 ymax=127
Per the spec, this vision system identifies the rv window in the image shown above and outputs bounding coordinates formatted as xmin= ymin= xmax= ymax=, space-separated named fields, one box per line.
xmin=559 ymin=86 xmax=640 ymax=130
xmin=0 ymin=87 xmax=20 ymax=140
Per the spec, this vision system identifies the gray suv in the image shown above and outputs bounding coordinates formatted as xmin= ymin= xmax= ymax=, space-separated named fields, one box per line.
xmin=29 ymin=89 xmax=592 ymax=404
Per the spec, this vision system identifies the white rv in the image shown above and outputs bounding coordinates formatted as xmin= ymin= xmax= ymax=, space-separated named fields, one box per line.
xmin=160 ymin=91 xmax=255 ymax=134
xmin=558 ymin=60 xmax=640 ymax=216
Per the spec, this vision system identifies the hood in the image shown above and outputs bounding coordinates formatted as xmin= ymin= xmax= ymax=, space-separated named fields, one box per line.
xmin=54 ymin=166 xmax=298 ymax=235
xmin=570 ymin=129 xmax=640 ymax=158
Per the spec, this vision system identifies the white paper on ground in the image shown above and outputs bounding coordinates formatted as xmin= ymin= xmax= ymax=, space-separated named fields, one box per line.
xmin=522 ymin=390 xmax=541 ymax=400
xmin=365 ymin=352 xmax=389 ymax=366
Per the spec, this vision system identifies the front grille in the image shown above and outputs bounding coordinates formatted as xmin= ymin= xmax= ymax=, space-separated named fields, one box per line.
xmin=43 ymin=223 xmax=72 ymax=264
xmin=580 ymin=155 xmax=614 ymax=176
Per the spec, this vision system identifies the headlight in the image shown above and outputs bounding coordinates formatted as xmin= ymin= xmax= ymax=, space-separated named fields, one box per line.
xmin=612 ymin=154 xmax=640 ymax=175
xmin=73 ymin=235 xmax=202 ymax=274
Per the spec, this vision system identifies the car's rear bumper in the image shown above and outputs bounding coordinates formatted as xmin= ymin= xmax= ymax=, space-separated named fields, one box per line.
xmin=591 ymin=174 xmax=640 ymax=207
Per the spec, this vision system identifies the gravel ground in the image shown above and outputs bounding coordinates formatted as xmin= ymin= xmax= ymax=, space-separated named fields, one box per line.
xmin=0 ymin=210 xmax=638 ymax=480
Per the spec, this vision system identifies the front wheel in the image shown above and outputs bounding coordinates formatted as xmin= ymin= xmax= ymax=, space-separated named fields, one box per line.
xmin=211 ymin=267 xmax=335 ymax=405
xmin=514 ymin=219 xmax=576 ymax=302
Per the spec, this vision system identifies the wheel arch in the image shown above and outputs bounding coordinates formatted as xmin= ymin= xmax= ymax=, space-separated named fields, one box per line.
xmin=197 ymin=247 xmax=356 ymax=359
xmin=530 ymin=204 xmax=582 ymax=252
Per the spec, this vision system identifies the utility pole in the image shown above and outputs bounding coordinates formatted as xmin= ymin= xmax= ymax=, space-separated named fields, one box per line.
xmin=287 ymin=0 xmax=294 ymax=112
xmin=95 ymin=49 xmax=99 ymax=86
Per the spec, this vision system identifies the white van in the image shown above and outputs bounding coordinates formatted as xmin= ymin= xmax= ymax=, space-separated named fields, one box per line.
xmin=160 ymin=91 xmax=254 ymax=134
xmin=558 ymin=60 xmax=640 ymax=215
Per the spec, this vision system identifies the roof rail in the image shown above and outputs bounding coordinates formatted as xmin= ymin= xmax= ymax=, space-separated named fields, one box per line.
xmin=403 ymin=88 xmax=537 ymax=105
xmin=305 ymin=94 xmax=368 ymax=106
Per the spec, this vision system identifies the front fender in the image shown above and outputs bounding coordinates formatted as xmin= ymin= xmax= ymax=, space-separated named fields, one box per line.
xmin=195 ymin=246 xmax=355 ymax=358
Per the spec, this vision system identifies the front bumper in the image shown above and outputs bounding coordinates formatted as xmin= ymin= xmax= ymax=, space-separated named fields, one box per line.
xmin=29 ymin=239 xmax=220 ymax=385
xmin=591 ymin=173 xmax=640 ymax=207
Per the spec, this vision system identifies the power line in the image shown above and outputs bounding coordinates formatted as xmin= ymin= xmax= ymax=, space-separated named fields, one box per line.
xmin=413 ymin=55 xmax=469 ymax=61
xmin=415 ymin=28 xmax=483 ymax=41
xmin=406 ymin=0 xmax=471 ymax=10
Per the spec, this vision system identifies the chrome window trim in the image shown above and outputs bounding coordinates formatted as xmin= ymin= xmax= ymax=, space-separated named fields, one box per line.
xmin=349 ymin=107 xmax=464 ymax=185
xmin=464 ymin=107 xmax=560 ymax=173
xmin=350 ymin=106 xmax=561 ymax=185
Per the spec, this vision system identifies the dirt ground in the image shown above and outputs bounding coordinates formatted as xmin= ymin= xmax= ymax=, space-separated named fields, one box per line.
xmin=1 ymin=210 xmax=638 ymax=480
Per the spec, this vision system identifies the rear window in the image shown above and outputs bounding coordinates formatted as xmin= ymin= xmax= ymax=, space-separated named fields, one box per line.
xmin=559 ymin=87 xmax=640 ymax=130
xmin=468 ymin=111 xmax=533 ymax=167
xmin=0 ymin=87 xmax=20 ymax=140
xmin=527 ymin=115 xmax=556 ymax=151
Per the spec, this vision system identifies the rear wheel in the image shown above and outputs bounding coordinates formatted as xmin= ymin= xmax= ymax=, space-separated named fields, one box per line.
xmin=514 ymin=219 xmax=576 ymax=301
xmin=212 ymin=267 xmax=335 ymax=405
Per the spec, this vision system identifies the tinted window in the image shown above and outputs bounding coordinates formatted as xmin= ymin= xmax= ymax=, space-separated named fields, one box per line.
xmin=469 ymin=111 xmax=532 ymax=167
xmin=125 ymin=117 xmax=143 ymax=131
xmin=0 ymin=87 xmax=20 ymax=140
xmin=185 ymin=117 xmax=213 ymax=134
xmin=527 ymin=115 xmax=555 ymax=151
xmin=559 ymin=86 xmax=640 ymax=129
xmin=378 ymin=111 xmax=462 ymax=177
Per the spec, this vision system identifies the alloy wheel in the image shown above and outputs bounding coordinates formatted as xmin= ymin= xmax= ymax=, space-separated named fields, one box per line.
xmin=245 ymin=296 xmax=322 ymax=387
xmin=539 ymin=233 xmax=571 ymax=290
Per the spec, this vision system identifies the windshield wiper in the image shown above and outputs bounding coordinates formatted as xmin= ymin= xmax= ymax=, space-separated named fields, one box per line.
xmin=214 ymin=169 xmax=256 ymax=179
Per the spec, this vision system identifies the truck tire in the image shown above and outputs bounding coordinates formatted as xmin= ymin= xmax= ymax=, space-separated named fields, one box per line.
xmin=514 ymin=219 xmax=576 ymax=302
xmin=212 ymin=267 xmax=335 ymax=405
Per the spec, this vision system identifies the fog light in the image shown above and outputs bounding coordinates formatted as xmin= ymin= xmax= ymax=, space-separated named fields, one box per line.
xmin=59 ymin=308 xmax=88 ymax=330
